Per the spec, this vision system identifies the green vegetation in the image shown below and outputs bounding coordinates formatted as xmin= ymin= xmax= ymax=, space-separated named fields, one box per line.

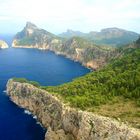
xmin=13 ymin=78 xmax=40 ymax=87
xmin=59 ymin=36 xmax=115 ymax=64
xmin=43 ymin=48 xmax=140 ymax=109
xmin=17 ymin=36 xmax=36 ymax=46
xmin=68 ymin=36 xmax=94 ymax=49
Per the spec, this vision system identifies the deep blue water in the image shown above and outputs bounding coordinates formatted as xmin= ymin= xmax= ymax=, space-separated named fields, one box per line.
xmin=0 ymin=36 xmax=90 ymax=140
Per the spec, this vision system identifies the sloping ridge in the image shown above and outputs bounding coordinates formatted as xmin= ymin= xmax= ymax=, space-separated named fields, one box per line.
xmin=7 ymin=79 xmax=140 ymax=140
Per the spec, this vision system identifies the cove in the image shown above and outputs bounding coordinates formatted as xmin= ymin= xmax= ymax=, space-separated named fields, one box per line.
xmin=0 ymin=45 xmax=90 ymax=139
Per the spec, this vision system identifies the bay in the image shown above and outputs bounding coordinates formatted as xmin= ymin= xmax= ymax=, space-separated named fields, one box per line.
xmin=0 ymin=37 xmax=89 ymax=140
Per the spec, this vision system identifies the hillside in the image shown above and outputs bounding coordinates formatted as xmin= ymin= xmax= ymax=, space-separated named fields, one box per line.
xmin=12 ymin=22 xmax=116 ymax=69
xmin=40 ymin=40 xmax=140 ymax=128
xmin=49 ymin=36 xmax=116 ymax=69
xmin=59 ymin=28 xmax=139 ymax=47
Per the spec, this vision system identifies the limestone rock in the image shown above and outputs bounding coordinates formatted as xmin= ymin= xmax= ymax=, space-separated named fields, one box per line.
xmin=6 ymin=79 xmax=140 ymax=140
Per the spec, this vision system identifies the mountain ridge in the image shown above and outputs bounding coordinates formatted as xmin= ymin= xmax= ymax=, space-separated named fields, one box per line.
xmin=59 ymin=27 xmax=139 ymax=47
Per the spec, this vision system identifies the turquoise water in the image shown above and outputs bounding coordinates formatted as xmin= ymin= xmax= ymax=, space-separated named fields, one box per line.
xmin=0 ymin=37 xmax=90 ymax=140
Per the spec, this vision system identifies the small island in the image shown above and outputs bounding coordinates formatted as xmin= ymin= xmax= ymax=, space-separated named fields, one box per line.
xmin=0 ymin=40 xmax=9 ymax=49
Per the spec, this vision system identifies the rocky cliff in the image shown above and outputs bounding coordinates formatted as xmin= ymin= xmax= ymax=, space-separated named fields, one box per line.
xmin=0 ymin=40 xmax=9 ymax=49
xmin=7 ymin=79 xmax=140 ymax=140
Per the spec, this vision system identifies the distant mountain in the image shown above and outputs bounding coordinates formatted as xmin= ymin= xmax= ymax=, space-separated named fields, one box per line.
xmin=59 ymin=29 xmax=86 ymax=38
xmin=59 ymin=28 xmax=139 ymax=47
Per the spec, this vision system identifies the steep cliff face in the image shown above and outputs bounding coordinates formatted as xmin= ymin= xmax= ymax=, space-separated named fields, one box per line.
xmin=0 ymin=40 xmax=9 ymax=49
xmin=7 ymin=79 xmax=140 ymax=140
xmin=49 ymin=36 xmax=116 ymax=69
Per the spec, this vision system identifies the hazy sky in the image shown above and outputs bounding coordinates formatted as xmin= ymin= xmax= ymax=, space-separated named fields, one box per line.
xmin=0 ymin=0 xmax=140 ymax=34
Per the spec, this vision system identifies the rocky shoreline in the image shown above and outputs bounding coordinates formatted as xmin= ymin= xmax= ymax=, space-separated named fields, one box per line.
xmin=12 ymin=44 xmax=101 ymax=70
xmin=6 ymin=79 xmax=140 ymax=140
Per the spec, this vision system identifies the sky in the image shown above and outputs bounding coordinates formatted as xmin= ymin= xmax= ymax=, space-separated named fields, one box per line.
xmin=0 ymin=0 xmax=140 ymax=34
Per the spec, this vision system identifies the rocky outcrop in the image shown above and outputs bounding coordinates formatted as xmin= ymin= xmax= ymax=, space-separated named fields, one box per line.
xmin=0 ymin=40 xmax=9 ymax=49
xmin=6 ymin=79 xmax=140 ymax=140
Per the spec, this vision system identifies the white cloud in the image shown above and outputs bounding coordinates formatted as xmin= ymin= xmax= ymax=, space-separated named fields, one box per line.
xmin=0 ymin=0 xmax=140 ymax=33
xmin=0 ymin=16 xmax=12 ymax=20
xmin=116 ymin=0 xmax=140 ymax=9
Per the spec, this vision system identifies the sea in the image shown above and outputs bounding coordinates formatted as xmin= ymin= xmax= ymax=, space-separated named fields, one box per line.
xmin=0 ymin=35 xmax=90 ymax=140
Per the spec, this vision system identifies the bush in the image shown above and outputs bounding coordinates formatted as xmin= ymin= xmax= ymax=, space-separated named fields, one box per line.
xmin=13 ymin=78 xmax=28 ymax=83
xmin=13 ymin=78 xmax=40 ymax=87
